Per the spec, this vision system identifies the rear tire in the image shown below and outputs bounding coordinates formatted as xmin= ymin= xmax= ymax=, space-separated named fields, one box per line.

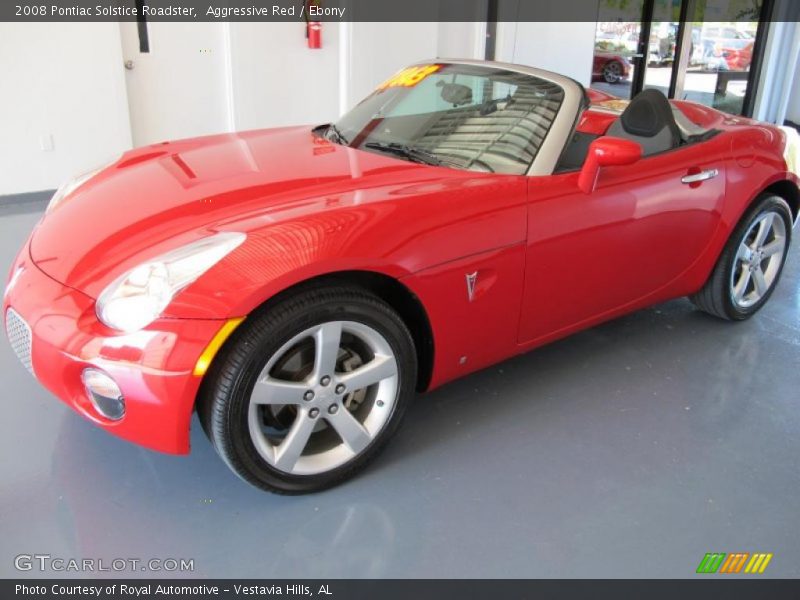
xmin=690 ymin=194 xmax=792 ymax=320
xmin=198 ymin=285 xmax=417 ymax=494
xmin=603 ymin=61 xmax=623 ymax=84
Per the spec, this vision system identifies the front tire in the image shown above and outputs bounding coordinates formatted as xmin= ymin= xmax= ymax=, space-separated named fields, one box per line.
xmin=198 ymin=286 xmax=417 ymax=494
xmin=691 ymin=194 xmax=792 ymax=320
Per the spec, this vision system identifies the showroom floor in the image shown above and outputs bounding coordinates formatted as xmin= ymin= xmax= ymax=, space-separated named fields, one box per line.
xmin=1 ymin=199 xmax=799 ymax=579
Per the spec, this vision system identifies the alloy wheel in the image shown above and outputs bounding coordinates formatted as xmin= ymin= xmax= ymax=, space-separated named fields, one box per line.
xmin=247 ymin=321 xmax=399 ymax=475
xmin=730 ymin=210 xmax=787 ymax=308
xmin=603 ymin=62 xmax=622 ymax=83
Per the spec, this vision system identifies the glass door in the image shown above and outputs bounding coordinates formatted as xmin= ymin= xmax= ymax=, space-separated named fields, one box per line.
xmin=641 ymin=0 xmax=684 ymax=97
xmin=679 ymin=0 xmax=764 ymax=115
xmin=591 ymin=0 xmax=768 ymax=116
xmin=591 ymin=1 xmax=647 ymax=99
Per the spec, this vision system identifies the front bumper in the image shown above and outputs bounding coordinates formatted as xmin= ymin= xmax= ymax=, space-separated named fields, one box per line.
xmin=3 ymin=239 xmax=228 ymax=454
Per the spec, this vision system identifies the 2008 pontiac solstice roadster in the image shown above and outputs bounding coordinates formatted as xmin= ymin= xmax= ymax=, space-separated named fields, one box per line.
xmin=4 ymin=60 xmax=798 ymax=493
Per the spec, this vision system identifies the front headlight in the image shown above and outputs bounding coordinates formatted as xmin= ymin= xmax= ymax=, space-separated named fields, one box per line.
xmin=47 ymin=157 xmax=118 ymax=214
xmin=96 ymin=232 xmax=246 ymax=333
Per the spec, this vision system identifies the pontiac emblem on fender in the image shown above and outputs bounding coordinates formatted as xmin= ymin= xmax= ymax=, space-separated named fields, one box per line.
xmin=465 ymin=271 xmax=478 ymax=302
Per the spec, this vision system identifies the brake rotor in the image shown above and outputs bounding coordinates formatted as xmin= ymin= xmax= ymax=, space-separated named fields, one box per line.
xmin=338 ymin=347 xmax=368 ymax=412
xmin=260 ymin=338 xmax=368 ymax=435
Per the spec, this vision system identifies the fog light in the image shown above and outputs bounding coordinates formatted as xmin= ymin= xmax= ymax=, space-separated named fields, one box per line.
xmin=81 ymin=368 xmax=125 ymax=421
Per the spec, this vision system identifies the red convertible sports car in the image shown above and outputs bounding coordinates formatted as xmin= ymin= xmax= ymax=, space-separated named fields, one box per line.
xmin=592 ymin=51 xmax=631 ymax=84
xmin=4 ymin=60 xmax=799 ymax=494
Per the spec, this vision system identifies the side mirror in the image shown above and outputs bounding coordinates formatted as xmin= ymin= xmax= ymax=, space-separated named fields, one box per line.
xmin=577 ymin=136 xmax=642 ymax=194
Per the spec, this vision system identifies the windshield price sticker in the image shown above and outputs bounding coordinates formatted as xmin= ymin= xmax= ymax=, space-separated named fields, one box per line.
xmin=376 ymin=65 xmax=441 ymax=90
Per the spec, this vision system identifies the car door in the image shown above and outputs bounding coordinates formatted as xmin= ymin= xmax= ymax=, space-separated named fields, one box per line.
xmin=592 ymin=54 xmax=602 ymax=78
xmin=518 ymin=138 xmax=727 ymax=344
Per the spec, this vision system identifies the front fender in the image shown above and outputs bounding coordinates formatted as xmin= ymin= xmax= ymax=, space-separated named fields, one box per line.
xmin=164 ymin=175 xmax=528 ymax=319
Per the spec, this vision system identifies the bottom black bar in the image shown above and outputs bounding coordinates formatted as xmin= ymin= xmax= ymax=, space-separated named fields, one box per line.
xmin=4 ymin=579 xmax=800 ymax=600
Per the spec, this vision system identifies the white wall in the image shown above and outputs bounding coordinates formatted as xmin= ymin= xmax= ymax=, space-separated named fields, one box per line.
xmin=786 ymin=59 xmax=800 ymax=124
xmin=0 ymin=23 xmax=132 ymax=195
xmin=495 ymin=21 xmax=596 ymax=86
xmin=775 ymin=4 xmax=800 ymax=123
xmin=437 ymin=22 xmax=486 ymax=60
xmin=753 ymin=20 xmax=800 ymax=124
xmin=347 ymin=22 xmax=440 ymax=108
xmin=229 ymin=22 xmax=341 ymax=131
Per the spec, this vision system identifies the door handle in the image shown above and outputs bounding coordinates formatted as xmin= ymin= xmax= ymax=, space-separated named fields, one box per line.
xmin=681 ymin=169 xmax=719 ymax=184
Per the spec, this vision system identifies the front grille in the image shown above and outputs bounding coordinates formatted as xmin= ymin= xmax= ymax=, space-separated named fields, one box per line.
xmin=5 ymin=308 xmax=34 ymax=376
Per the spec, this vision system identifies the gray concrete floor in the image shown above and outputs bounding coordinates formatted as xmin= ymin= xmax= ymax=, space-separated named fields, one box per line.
xmin=1 ymin=203 xmax=799 ymax=579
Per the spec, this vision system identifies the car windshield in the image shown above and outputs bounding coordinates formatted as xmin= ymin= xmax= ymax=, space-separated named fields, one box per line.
xmin=329 ymin=63 xmax=566 ymax=175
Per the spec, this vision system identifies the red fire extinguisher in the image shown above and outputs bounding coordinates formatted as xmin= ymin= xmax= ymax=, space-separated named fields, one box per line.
xmin=305 ymin=1 xmax=322 ymax=49
xmin=307 ymin=21 xmax=322 ymax=49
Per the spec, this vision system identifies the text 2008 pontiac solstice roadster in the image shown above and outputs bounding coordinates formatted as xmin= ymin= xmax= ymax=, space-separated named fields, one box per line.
xmin=4 ymin=60 xmax=798 ymax=493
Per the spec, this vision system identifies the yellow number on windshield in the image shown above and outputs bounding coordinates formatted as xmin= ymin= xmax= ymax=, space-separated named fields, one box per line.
xmin=376 ymin=64 xmax=441 ymax=90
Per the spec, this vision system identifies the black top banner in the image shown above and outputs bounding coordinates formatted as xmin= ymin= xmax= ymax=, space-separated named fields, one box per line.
xmin=3 ymin=0 xmax=800 ymax=22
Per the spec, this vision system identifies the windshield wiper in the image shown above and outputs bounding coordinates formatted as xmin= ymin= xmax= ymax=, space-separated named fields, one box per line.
xmin=363 ymin=142 xmax=461 ymax=168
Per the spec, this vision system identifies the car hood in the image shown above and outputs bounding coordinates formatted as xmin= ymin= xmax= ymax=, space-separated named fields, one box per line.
xmin=29 ymin=126 xmax=445 ymax=298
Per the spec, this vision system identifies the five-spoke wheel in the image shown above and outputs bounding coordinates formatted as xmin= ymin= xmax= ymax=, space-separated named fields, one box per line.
xmin=730 ymin=211 xmax=787 ymax=309
xmin=603 ymin=61 xmax=624 ymax=84
xmin=691 ymin=194 xmax=792 ymax=320
xmin=248 ymin=321 xmax=399 ymax=475
xmin=198 ymin=286 xmax=416 ymax=494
